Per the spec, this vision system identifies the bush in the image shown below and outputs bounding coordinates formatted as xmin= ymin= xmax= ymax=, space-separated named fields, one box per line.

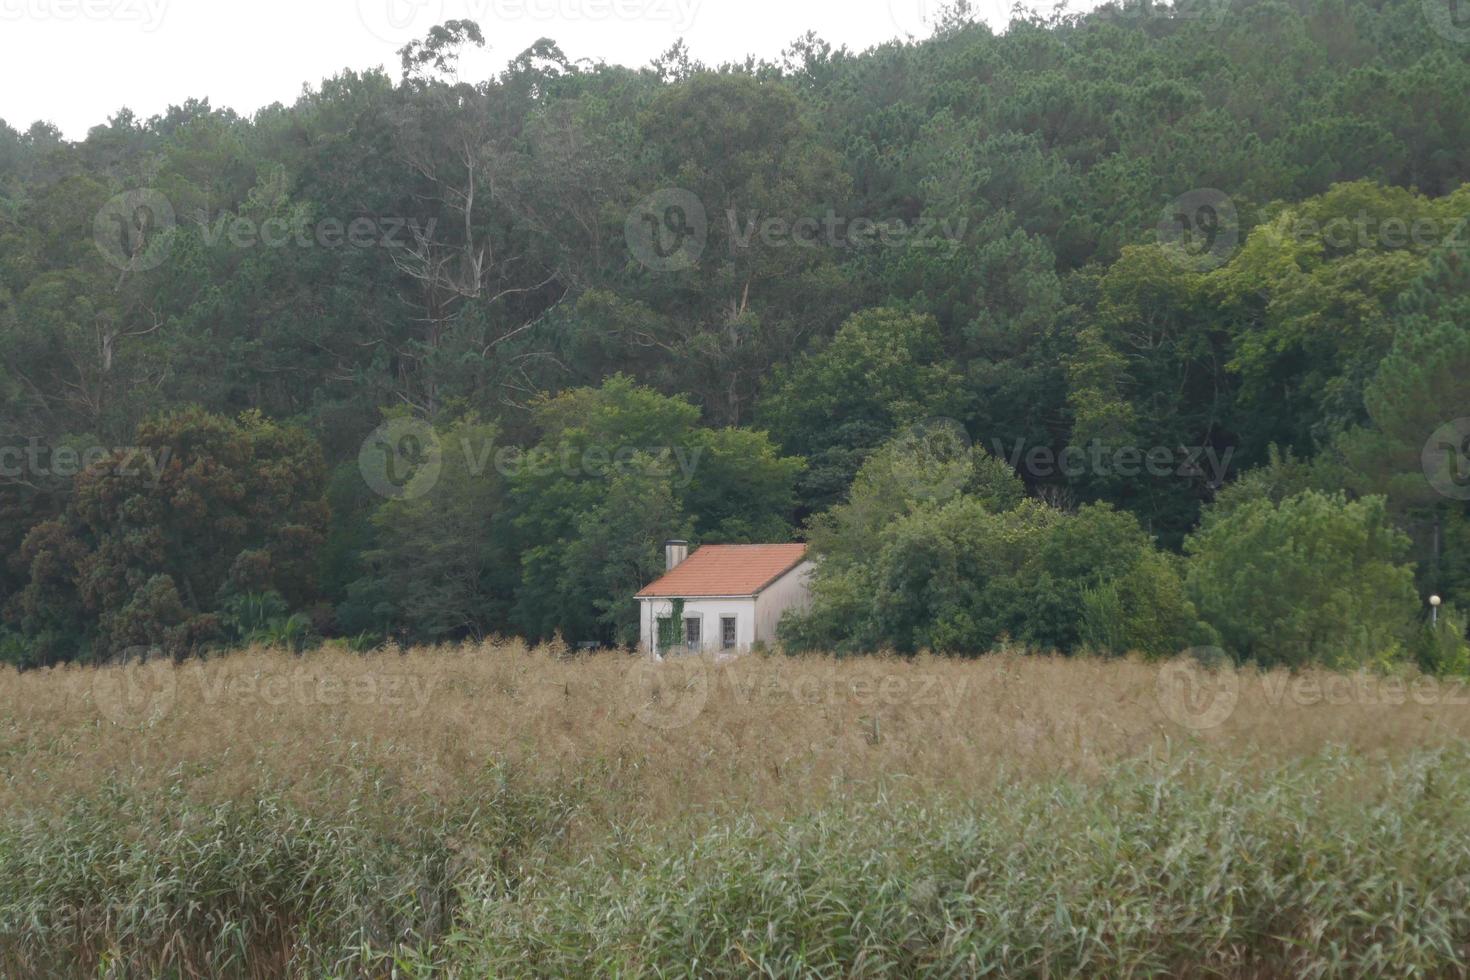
xmin=1186 ymin=491 xmax=1419 ymax=667
xmin=792 ymin=493 xmax=1204 ymax=656
xmin=1413 ymin=604 xmax=1470 ymax=676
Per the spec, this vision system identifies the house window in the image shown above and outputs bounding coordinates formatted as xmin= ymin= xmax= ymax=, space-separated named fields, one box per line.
xmin=684 ymin=616 xmax=702 ymax=649
xmin=721 ymin=616 xmax=737 ymax=650
xmin=655 ymin=617 xmax=673 ymax=652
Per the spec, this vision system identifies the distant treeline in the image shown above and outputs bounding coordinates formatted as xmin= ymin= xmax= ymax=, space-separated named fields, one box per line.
xmin=1 ymin=0 xmax=1467 ymax=665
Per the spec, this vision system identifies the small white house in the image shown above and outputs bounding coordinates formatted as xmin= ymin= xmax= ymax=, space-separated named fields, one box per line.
xmin=636 ymin=541 xmax=813 ymax=655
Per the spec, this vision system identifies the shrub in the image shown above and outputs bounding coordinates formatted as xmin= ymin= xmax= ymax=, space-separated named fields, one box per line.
xmin=1186 ymin=491 xmax=1418 ymax=667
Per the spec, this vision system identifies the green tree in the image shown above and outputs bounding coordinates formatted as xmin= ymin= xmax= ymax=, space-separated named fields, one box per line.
xmin=561 ymin=454 xmax=689 ymax=645
xmin=1219 ymin=182 xmax=1462 ymax=449
xmin=786 ymin=431 xmax=1200 ymax=655
xmin=348 ymin=418 xmax=512 ymax=643
xmin=1335 ymin=249 xmax=1470 ymax=606
xmin=758 ymin=308 xmax=969 ymax=512
xmin=633 ymin=72 xmax=855 ymax=425
xmin=8 ymin=408 xmax=328 ymax=661
xmin=1185 ymin=491 xmax=1418 ymax=668
xmin=805 ymin=429 xmax=1023 ymax=571
xmin=508 ymin=376 xmax=799 ymax=642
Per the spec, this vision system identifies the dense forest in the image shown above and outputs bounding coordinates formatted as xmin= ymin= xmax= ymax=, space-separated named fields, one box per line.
xmin=2 ymin=0 xmax=1468 ymax=667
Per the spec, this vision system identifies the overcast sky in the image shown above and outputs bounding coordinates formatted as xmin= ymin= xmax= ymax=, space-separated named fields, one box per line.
xmin=0 ymin=0 xmax=1091 ymax=139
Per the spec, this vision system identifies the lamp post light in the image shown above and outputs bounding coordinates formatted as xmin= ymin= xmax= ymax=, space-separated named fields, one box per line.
xmin=1430 ymin=594 xmax=1442 ymax=626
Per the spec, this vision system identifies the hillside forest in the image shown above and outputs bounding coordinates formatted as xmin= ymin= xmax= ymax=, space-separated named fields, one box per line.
xmin=2 ymin=0 xmax=1469 ymax=668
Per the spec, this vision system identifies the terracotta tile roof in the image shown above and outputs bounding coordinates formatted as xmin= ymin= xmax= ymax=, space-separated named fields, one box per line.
xmin=636 ymin=544 xmax=809 ymax=598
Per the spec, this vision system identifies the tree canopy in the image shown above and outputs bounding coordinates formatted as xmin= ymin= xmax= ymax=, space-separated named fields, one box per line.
xmin=2 ymin=0 xmax=1468 ymax=665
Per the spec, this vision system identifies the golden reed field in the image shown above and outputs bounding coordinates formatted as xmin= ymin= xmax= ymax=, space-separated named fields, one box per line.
xmin=6 ymin=644 xmax=1470 ymax=976
xmin=6 ymin=641 xmax=1470 ymax=819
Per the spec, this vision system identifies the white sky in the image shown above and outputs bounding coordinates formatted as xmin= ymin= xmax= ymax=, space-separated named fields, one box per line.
xmin=0 ymin=0 xmax=1082 ymax=139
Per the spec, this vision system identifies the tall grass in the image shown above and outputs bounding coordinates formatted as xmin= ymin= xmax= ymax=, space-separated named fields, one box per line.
xmin=439 ymin=748 xmax=1470 ymax=977
xmin=3 ymin=642 xmax=1469 ymax=976
xmin=0 ymin=764 xmax=578 ymax=977
xmin=8 ymin=642 xmax=1469 ymax=819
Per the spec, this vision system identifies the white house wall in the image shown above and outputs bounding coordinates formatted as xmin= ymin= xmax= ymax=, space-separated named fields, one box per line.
xmin=640 ymin=597 xmax=757 ymax=654
xmin=753 ymin=561 xmax=815 ymax=645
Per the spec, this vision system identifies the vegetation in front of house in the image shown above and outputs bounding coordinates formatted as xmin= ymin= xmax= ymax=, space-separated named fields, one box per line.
xmin=4 ymin=644 xmax=1470 ymax=975
xmin=0 ymin=765 xmax=579 ymax=978
xmin=3 ymin=0 xmax=1470 ymax=666
xmin=441 ymin=752 xmax=1470 ymax=977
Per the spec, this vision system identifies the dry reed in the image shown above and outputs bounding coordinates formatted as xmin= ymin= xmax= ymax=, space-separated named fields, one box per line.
xmin=4 ymin=641 xmax=1468 ymax=820
xmin=4 ymin=643 xmax=1469 ymax=976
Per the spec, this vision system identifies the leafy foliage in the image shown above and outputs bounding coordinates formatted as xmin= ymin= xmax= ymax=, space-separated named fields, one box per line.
xmin=785 ymin=433 xmax=1206 ymax=655
xmin=3 ymin=1 xmax=1469 ymax=659
xmin=6 ymin=408 xmax=327 ymax=662
xmin=1185 ymin=491 xmax=1419 ymax=668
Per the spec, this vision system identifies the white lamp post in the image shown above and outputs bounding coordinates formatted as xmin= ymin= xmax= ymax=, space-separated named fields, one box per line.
xmin=1430 ymin=594 xmax=1442 ymax=626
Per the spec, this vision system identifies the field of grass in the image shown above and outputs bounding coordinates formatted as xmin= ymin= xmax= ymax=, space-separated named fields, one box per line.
xmin=3 ymin=642 xmax=1470 ymax=976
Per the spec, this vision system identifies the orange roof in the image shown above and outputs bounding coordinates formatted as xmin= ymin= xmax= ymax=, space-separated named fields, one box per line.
xmin=636 ymin=544 xmax=809 ymax=598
